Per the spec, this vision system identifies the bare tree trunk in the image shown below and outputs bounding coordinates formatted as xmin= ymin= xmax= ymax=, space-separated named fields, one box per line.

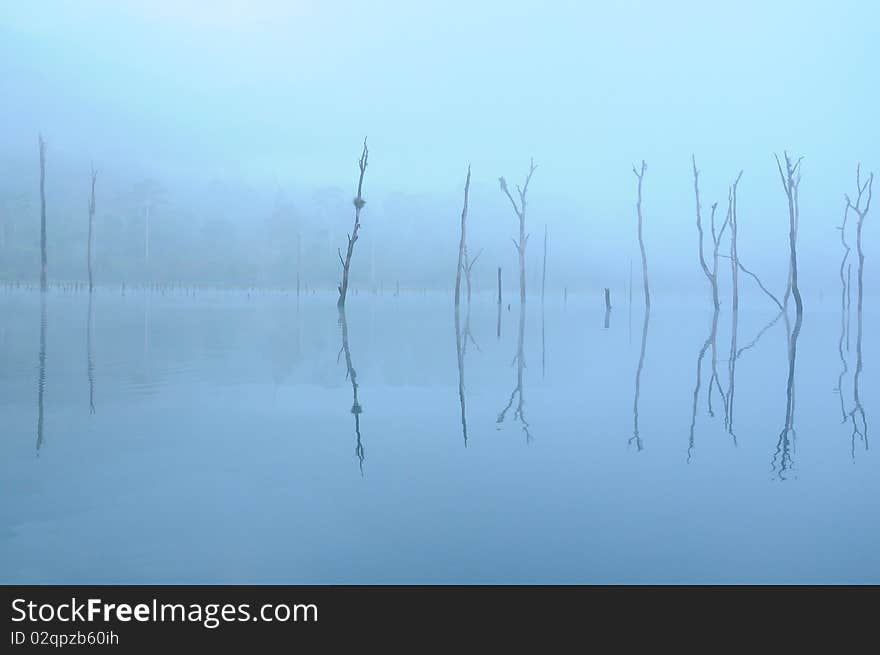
xmin=692 ymin=156 xmax=723 ymax=310
xmin=87 ymin=165 xmax=97 ymax=293
xmin=693 ymin=156 xmax=715 ymax=307
xmin=337 ymin=138 xmax=369 ymax=308
xmin=499 ymin=158 xmax=537 ymax=305
xmin=39 ymin=134 xmax=47 ymax=292
xmin=633 ymin=161 xmax=649 ymax=309
xmin=775 ymin=152 xmax=804 ymax=316
xmin=454 ymin=166 xmax=471 ymax=308
xmin=296 ymin=231 xmax=301 ymax=299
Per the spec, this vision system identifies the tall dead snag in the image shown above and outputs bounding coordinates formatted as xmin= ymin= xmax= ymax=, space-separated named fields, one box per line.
xmin=692 ymin=156 xmax=726 ymax=310
xmin=337 ymin=138 xmax=369 ymax=308
xmin=87 ymin=165 xmax=97 ymax=293
xmin=454 ymin=165 xmax=471 ymax=308
xmin=723 ymin=173 xmax=742 ymax=443
xmin=633 ymin=160 xmax=650 ymax=309
xmin=38 ymin=134 xmax=47 ymax=292
xmin=695 ymin=157 xmax=781 ymax=311
xmin=499 ymin=158 xmax=538 ymax=304
xmin=775 ymin=152 xmax=804 ymax=316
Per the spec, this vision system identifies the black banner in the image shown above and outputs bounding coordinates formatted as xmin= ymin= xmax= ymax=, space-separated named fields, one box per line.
xmin=2 ymin=585 xmax=876 ymax=650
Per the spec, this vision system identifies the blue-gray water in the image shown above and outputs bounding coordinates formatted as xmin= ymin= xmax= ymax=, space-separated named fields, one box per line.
xmin=1 ymin=288 xmax=876 ymax=583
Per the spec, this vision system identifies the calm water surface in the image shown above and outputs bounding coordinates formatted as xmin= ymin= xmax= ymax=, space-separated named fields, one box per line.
xmin=1 ymin=288 xmax=877 ymax=583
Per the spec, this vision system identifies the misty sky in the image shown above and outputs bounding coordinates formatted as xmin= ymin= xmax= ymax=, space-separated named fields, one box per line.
xmin=1 ymin=1 xmax=878 ymax=292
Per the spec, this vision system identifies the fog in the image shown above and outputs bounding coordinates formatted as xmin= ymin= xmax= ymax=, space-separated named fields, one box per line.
xmin=1 ymin=0 xmax=877 ymax=295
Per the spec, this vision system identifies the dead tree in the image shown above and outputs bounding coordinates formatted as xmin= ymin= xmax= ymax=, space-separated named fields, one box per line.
xmin=499 ymin=158 xmax=538 ymax=304
xmin=337 ymin=138 xmax=369 ymax=308
xmin=728 ymin=171 xmax=781 ymax=310
xmin=775 ymin=152 xmax=804 ymax=316
xmin=633 ymin=161 xmax=650 ymax=309
xmin=87 ymin=165 xmax=97 ymax=293
xmin=454 ymin=165 xmax=472 ymax=308
xmin=39 ymin=134 xmax=47 ymax=291
xmin=693 ymin=156 xmax=720 ymax=309
xmin=694 ymin=158 xmax=780 ymax=311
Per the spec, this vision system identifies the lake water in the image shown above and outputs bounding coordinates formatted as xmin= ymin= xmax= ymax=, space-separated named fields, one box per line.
xmin=1 ymin=287 xmax=877 ymax=583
